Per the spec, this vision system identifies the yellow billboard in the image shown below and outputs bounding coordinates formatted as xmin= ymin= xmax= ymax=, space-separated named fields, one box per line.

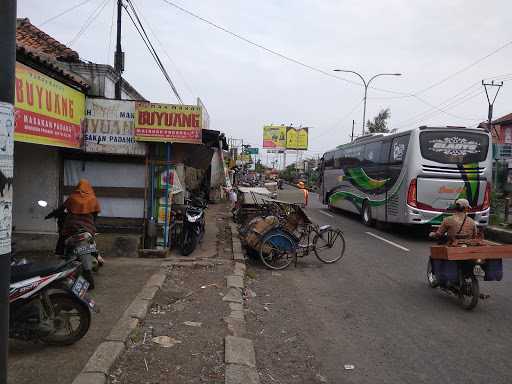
xmin=286 ymin=127 xmax=308 ymax=150
xmin=263 ymin=125 xmax=286 ymax=149
xmin=14 ymin=62 xmax=85 ymax=148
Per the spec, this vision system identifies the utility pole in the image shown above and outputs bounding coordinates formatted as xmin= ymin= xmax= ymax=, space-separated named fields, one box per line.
xmin=351 ymin=119 xmax=355 ymax=142
xmin=482 ymin=80 xmax=504 ymax=192
xmin=0 ymin=1 xmax=16 ymax=382
xmin=114 ymin=0 xmax=124 ymax=99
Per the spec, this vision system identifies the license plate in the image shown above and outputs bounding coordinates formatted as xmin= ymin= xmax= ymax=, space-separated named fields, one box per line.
xmin=72 ymin=275 xmax=89 ymax=298
xmin=74 ymin=244 xmax=96 ymax=255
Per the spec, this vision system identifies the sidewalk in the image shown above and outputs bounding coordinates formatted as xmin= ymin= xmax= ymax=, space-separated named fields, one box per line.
xmin=485 ymin=225 xmax=512 ymax=243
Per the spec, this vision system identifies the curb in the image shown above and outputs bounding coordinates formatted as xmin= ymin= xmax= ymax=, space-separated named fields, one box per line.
xmin=224 ymin=223 xmax=260 ymax=384
xmin=71 ymin=271 xmax=167 ymax=384
xmin=485 ymin=225 xmax=512 ymax=244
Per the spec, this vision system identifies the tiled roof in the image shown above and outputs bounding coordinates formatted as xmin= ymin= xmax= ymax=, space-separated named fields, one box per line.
xmin=493 ymin=113 xmax=512 ymax=125
xmin=16 ymin=18 xmax=80 ymax=63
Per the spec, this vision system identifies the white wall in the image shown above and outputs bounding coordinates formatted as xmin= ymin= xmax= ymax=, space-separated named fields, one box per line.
xmin=13 ymin=143 xmax=60 ymax=233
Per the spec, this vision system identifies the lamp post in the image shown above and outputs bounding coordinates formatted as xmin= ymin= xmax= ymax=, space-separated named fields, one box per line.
xmin=333 ymin=70 xmax=401 ymax=135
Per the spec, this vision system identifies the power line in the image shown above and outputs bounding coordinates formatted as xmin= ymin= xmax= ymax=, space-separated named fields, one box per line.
xmin=159 ymin=0 xmax=410 ymax=97
xmin=129 ymin=0 xmax=196 ymax=98
xmin=38 ymin=0 xmax=94 ymax=27
xmin=124 ymin=0 xmax=183 ymax=103
xmin=66 ymin=0 xmax=110 ymax=47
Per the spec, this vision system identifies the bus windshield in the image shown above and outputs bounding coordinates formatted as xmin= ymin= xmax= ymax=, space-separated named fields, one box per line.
xmin=419 ymin=131 xmax=489 ymax=164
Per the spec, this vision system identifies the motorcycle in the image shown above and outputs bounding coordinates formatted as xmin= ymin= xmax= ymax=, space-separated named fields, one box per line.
xmin=181 ymin=196 xmax=207 ymax=256
xmin=427 ymin=237 xmax=504 ymax=310
xmin=43 ymin=201 xmax=101 ymax=288
xmin=9 ymin=256 xmax=96 ymax=345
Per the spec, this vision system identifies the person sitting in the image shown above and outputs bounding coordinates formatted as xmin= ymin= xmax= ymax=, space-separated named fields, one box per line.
xmin=429 ymin=198 xmax=478 ymax=245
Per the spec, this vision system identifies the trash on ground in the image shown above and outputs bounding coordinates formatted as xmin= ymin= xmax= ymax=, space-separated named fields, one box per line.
xmin=244 ymin=287 xmax=257 ymax=298
xmin=316 ymin=373 xmax=328 ymax=382
xmin=144 ymin=358 xmax=149 ymax=372
xmin=344 ymin=364 xmax=355 ymax=370
xmin=285 ymin=336 xmax=297 ymax=343
xmin=263 ymin=306 xmax=270 ymax=311
xmin=183 ymin=321 xmax=202 ymax=327
xmin=152 ymin=336 xmax=182 ymax=348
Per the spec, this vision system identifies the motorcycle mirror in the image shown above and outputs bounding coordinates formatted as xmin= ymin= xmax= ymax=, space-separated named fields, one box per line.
xmin=37 ymin=200 xmax=48 ymax=207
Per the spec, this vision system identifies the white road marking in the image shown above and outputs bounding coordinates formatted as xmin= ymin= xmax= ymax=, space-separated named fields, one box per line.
xmin=365 ymin=232 xmax=410 ymax=252
xmin=486 ymin=240 xmax=502 ymax=245
xmin=319 ymin=210 xmax=334 ymax=218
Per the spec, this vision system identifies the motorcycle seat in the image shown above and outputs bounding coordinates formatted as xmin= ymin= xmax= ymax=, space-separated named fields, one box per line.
xmin=10 ymin=260 xmax=70 ymax=283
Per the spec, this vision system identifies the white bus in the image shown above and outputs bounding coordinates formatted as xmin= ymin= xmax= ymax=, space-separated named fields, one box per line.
xmin=319 ymin=126 xmax=492 ymax=226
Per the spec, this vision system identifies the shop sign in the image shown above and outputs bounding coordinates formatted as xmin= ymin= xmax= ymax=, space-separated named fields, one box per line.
xmin=0 ymin=103 xmax=14 ymax=254
xmin=263 ymin=125 xmax=286 ymax=149
xmin=14 ymin=62 xmax=85 ymax=148
xmin=134 ymin=102 xmax=202 ymax=144
xmin=84 ymin=99 xmax=146 ymax=156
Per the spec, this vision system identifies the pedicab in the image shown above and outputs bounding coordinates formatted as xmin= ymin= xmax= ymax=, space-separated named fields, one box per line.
xmin=240 ymin=200 xmax=345 ymax=270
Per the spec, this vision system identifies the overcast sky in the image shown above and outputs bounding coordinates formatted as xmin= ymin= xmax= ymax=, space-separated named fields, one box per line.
xmin=18 ymin=0 xmax=512 ymax=164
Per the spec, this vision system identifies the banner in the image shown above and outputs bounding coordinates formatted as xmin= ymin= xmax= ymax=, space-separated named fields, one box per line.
xmin=84 ymin=99 xmax=146 ymax=156
xmin=263 ymin=125 xmax=286 ymax=149
xmin=134 ymin=102 xmax=202 ymax=144
xmin=245 ymin=147 xmax=259 ymax=155
xmin=286 ymin=127 xmax=308 ymax=150
xmin=0 ymin=103 xmax=14 ymax=254
xmin=14 ymin=62 xmax=85 ymax=148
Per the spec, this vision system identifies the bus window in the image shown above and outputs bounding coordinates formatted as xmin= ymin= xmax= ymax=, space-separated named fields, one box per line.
xmin=390 ymin=135 xmax=410 ymax=164
xmin=379 ymin=141 xmax=391 ymax=165
xmin=334 ymin=149 xmax=344 ymax=169
xmin=419 ymin=131 xmax=489 ymax=164
xmin=364 ymin=142 xmax=380 ymax=166
xmin=324 ymin=152 xmax=334 ymax=169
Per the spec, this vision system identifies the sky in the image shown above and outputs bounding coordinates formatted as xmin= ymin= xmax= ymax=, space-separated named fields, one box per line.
xmin=18 ymin=0 xmax=512 ymax=165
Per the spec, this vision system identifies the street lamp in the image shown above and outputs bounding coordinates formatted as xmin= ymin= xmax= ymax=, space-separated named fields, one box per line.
xmin=333 ymin=70 xmax=401 ymax=135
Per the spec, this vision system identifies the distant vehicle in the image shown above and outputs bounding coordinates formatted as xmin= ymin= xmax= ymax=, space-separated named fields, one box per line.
xmin=319 ymin=126 xmax=492 ymax=226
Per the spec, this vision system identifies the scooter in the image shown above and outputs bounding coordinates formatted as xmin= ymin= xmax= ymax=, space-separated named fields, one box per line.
xmin=10 ymin=255 xmax=96 ymax=345
xmin=181 ymin=197 xmax=207 ymax=256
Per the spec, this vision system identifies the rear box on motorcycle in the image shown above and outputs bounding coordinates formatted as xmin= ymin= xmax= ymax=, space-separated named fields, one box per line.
xmin=431 ymin=259 xmax=458 ymax=283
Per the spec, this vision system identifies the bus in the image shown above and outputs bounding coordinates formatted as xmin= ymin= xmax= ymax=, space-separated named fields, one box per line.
xmin=319 ymin=126 xmax=492 ymax=226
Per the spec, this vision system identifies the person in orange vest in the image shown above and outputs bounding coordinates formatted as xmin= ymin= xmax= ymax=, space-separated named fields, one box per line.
xmin=297 ymin=181 xmax=309 ymax=207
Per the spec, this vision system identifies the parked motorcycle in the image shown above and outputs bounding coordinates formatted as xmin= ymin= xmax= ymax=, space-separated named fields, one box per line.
xmin=181 ymin=196 xmax=207 ymax=256
xmin=9 ymin=256 xmax=96 ymax=345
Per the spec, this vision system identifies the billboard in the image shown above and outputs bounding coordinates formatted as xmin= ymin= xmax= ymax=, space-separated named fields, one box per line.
xmin=286 ymin=127 xmax=308 ymax=150
xmin=263 ymin=125 xmax=286 ymax=149
xmin=14 ymin=62 xmax=85 ymax=148
xmin=84 ymin=99 xmax=146 ymax=156
xmin=134 ymin=102 xmax=202 ymax=144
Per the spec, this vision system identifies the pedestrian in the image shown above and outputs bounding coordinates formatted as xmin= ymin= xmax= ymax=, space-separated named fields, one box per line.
xmin=297 ymin=181 xmax=309 ymax=207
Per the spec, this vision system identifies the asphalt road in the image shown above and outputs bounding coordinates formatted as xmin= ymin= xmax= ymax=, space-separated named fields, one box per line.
xmin=268 ymin=186 xmax=512 ymax=384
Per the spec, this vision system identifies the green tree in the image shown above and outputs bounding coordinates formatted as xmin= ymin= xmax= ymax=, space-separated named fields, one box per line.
xmin=255 ymin=159 xmax=265 ymax=174
xmin=367 ymin=108 xmax=391 ymax=133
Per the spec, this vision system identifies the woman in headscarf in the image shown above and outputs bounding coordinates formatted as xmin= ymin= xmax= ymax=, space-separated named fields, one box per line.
xmin=61 ymin=179 xmax=101 ymax=239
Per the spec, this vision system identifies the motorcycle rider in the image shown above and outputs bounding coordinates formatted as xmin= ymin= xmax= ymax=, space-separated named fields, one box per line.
xmin=297 ymin=181 xmax=309 ymax=207
xmin=47 ymin=179 xmax=101 ymax=288
xmin=429 ymin=198 xmax=478 ymax=244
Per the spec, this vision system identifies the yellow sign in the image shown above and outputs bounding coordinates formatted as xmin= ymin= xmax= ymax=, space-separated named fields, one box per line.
xmin=135 ymin=102 xmax=202 ymax=144
xmin=14 ymin=62 xmax=85 ymax=148
xmin=286 ymin=127 xmax=308 ymax=150
xmin=263 ymin=125 xmax=286 ymax=149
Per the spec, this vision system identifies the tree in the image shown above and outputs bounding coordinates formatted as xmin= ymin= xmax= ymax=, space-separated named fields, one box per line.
xmin=255 ymin=159 xmax=265 ymax=174
xmin=366 ymin=108 xmax=391 ymax=133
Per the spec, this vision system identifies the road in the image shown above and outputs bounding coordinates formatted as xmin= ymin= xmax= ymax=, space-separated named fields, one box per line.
xmin=250 ymin=185 xmax=512 ymax=383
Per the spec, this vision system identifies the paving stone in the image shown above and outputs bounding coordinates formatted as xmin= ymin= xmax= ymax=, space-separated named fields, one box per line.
xmin=225 ymin=364 xmax=260 ymax=384
xmin=229 ymin=302 xmax=243 ymax=311
xmin=71 ymin=372 xmax=107 ymax=384
xmin=222 ymin=288 xmax=243 ymax=303
xmin=82 ymin=341 xmax=125 ymax=375
xmin=106 ymin=316 xmax=139 ymax=343
xmin=126 ymin=297 xmax=151 ymax=320
xmin=225 ymin=317 xmax=246 ymax=337
xmin=225 ymin=336 xmax=256 ymax=367
xmin=229 ymin=309 xmax=245 ymax=321
xmin=227 ymin=275 xmax=244 ymax=289
xmin=137 ymin=285 xmax=159 ymax=300
xmin=145 ymin=272 xmax=167 ymax=288
xmin=234 ymin=262 xmax=246 ymax=272
xmin=233 ymin=252 xmax=245 ymax=261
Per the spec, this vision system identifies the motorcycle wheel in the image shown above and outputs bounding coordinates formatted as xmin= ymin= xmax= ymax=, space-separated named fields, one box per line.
xmin=427 ymin=259 xmax=439 ymax=288
xmin=458 ymin=275 xmax=479 ymax=310
xmin=40 ymin=292 xmax=91 ymax=346
xmin=181 ymin=230 xmax=198 ymax=256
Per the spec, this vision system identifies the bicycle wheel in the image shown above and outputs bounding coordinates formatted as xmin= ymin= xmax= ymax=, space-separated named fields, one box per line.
xmin=313 ymin=228 xmax=345 ymax=263
xmin=259 ymin=233 xmax=295 ymax=270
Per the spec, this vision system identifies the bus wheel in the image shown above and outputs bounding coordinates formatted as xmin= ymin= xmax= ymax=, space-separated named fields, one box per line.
xmin=362 ymin=201 xmax=374 ymax=227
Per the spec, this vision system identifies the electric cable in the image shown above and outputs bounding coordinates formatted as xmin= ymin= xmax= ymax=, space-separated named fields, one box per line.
xmin=67 ymin=0 xmax=111 ymax=47
xmin=39 ymin=0 xmax=94 ymax=27
xmin=123 ymin=1 xmax=184 ymax=103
